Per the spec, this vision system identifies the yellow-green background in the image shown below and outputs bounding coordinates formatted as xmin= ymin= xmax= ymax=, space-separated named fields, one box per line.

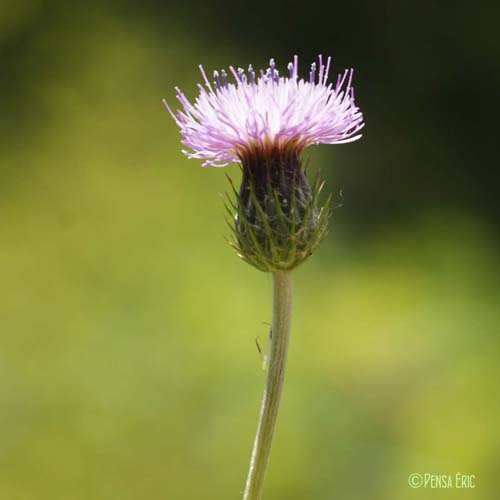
xmin=1 ymin=2 xmax=499 ymax=499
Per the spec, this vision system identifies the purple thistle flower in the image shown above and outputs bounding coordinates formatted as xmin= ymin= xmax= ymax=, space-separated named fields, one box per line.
xmin=163 ymin=55 xmax=364 ymax=168
xmin=163 ymin=56 xmax=366 ymax=500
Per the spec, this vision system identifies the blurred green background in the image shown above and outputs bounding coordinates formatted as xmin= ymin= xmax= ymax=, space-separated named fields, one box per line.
xmin=1 ymin=1 xmax=499 ymax=499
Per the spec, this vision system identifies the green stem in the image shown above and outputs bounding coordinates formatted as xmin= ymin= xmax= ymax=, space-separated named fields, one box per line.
xmin=243 ymin=270 xmax=293 ymax=500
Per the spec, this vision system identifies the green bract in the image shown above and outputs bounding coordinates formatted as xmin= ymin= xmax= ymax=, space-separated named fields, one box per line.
xmin=225 ymin=154 xmax=332 ymax=272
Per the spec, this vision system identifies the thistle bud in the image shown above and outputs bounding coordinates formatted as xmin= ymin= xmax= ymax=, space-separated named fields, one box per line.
xmin=225 ymin=148 xmax=332 ymax=272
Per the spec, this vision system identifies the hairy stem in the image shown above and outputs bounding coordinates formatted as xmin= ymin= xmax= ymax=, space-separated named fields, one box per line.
xmin=243 ymin=270 xmax=293 ymax=500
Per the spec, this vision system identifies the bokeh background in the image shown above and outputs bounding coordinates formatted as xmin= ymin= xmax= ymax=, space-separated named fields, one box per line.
xmin=1 ymin=1 xmax=499 ymax=499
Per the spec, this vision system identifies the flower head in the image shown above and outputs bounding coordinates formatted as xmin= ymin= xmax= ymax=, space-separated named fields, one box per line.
xmin=164 ymin=55 xmax=364 ymax=272
xmin=164 ymin=55 xmax=364 ymax=167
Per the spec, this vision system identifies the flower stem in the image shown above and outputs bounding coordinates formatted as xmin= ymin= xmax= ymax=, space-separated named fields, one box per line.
xmin=243 ymin=270 xmax=293 ymax=500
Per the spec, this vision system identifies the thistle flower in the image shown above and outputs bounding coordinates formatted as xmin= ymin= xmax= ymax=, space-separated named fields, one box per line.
xmin=164 ymin=56 xmax=364 ymax=272
xmin=163 ymin=55 xmax=364 ymax=500
xmin=163 ymin=55 xmax=363 ymax=168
